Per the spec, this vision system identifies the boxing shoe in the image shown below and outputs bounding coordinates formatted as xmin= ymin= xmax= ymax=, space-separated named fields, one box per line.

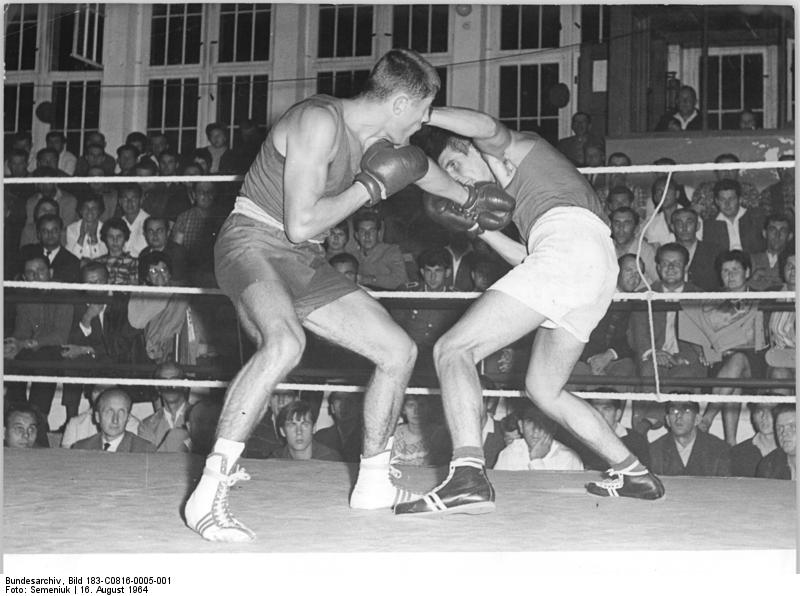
xmin=184 ymin=453 xmax=256 ymax=542
xmin=585 ymin=466 xmax=665 ymax=500
xmin=394 ymin=457 xmax=496 ymax=517
xmin=350 ymin=439 xmax=421 ymax=510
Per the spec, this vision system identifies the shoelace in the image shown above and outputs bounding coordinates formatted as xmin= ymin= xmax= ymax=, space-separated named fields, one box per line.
xmin=213 ymin=466 xmax=251 ymax=527
xmin=593 ymin=472 xmax=624 ymax=490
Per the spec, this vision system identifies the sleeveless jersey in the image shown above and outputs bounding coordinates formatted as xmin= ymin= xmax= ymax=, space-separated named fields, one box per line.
xmin=239 ymin=95 xmax=360 ymax=240
xmin=506 ymin=132 xmax=608 ymax=245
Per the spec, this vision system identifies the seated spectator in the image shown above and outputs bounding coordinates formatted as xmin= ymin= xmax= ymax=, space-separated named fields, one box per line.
xmin=4 ymin=131 xmax=36 ymax=174
xmin=313 ymin=391 xmax=363 ymax=463
xmin=140 ymin=216 xmax=188 ymax=284
xmin=628 ymin=243 xmax=706 ymax=435
xmin=71 ymin=388 xmax=156 ymax=452
xmin=766 ymin=246 xmax=795 ymax=385
xmin=749 ymin=214 xmax=793 ymax=291
xmin=97 ymin=218 xmax=139 ymax=285
xmin=469 ymin=257 xmax=503 ymax=292
xmin=45 ymin=131 xmax=77 ymax=175
xmin=24 ymin=171 xmax=78 ymax=228
xmin=583 ymin=144 xmax=606 ymax=191
xmin=391 ymin=395 xmax=452 ymax=466
xmin=655 ymin=85 xmax=703 ymax=131
xmin=738 ymin=109 xmax=758 ymax=130
xmin=171 ymin=180 xmax=219 ymax=284
xmin=118 ymin=183 xmax=150 ymax=258
xmin=596 ymin=154 xmax=648 ymax=220
xmin=703 ymin=179 xmax=767 ymax=255
xmin=126 ymin=132 xmax=158 ymax=170
xmin=84 ymin=165 xmax=119 ymax=220
xmin=690 ymin=153 xmax=761 ymax=220
xmin=34 ymin=147 xmax=69 ymax=177
xmin=202 ymin=122 xmax=234 ymax=174
xmin=4 ymin=404 xmax=44 ymax=449
xmin=649 ymin=401 xmax=730 ymax=476
xmin=610 ymin=207 xmax=658 ymax=285
xmin=755 ymin=404 xmax=796 ymax=480
xmin=325 ymin=221 xmax=351 ymax=260
xmin=329 ymin=253 xmax=359 ymax=283
xmin=4 ymin=149 xmax=35 ymax=242
xmin=149 ymin=133 xmax=170 ymax=162
xmin=555 ymin=111 xmax=604 ymax=167
xmin=74 ymin=133 xmax=116 ymax=176
xmin=190 ymin=149 xmax=212 ymax=175
xmin=115 ymin=143 xmax=140 ymax=176
xmin=671 ymin=207 xmax=720 ymax=291
xmin=136 ymin=159 xmax=163 ymax=215
xmin=243 ymin=390 xmax=299 ymax=459
xmin=683 ymin=250 xmax=767 ymax=445
xmin=759 ymin=153 xmax=794 ymax=218
xmin=495 ymin=405 xmax=583 ymax=471
xmin=4 ymin=255 xmax=73 ymax=421
xmin=730 ymin=403 xmax=777 ymax=477
xmin=65 ymin=194 xmax=107 ymax=263
xmin=352 ymin=209 xmax=409 ymax=290
xmin=137 ymin=361 xmax=190 ymax=452
xmin=19 ymin=214 xmax=81 ymax=283
xmin=272 ymin=400 xmax=342 ymax=461
xmin=444 ymin=231 xmax=475 ymax=291
xmin=645 ymin=175 xmax=698 ymax=247
xmin=61 ymin=384 xmax=140 ymax=448
xmin=154 ymin=149 xmax=192 ymax=221
xmin=18 ymin=196 xmax=59 ymax=250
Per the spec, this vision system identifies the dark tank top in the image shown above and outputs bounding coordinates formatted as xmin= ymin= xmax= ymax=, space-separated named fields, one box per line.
xmin=239 ymin=95 xmax=359 ymax=240
xmin=506 ymin=132 xmax=607 ymax=245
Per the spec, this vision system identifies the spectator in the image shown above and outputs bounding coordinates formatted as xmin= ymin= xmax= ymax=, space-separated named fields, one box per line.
xmin=4 ymin=149 xmax=35 ymax=241
xmin=644 ymin=175 xmax=698 ymax=247
xmin=140 ymin=216 xmax=188 ymax=284
xmin=202 ymin=122 xmax=234 ymax=174
xmin=4 ymin=131 xmax=36 ymax=173
xmin=85 ymin=165 xmax=120 ymax=220
xmin=730 ymin=403 xmax=777 ymax=477
xmin=765 ymin=246 xmax=795 ymax=385
xmin=138 ymin=361 xmax=191 ymax=452
xmin=689 ymin=154 xmax=761 ymax=220
xmin=171 ymin=180 xmax=219 ymax=284
xmin=313 ymin=391 xmax=363 ymax=463
xmin=74 ymin=133 xmax=116 ymax=176
xmin=352 ymin=209 xmax=409 ymax=290
xmin=136 ymin=159 xmax=164 ymax=216
xmin=20 ymin=214 xmax=81 ymax=282
xmin=34 ymin=147 xmax=69 ymax=177
xmin=272 ymin=400 xmax=342 ymax=461
xmin=71 ymin=388 xmax=156 ymax=452
xmin=610 ymin=207 xmax=658 ymax=285
xmin=97 ymin=218 xmax=139 ymax=285
xmin=683 ymin=250 xmax=767 ymax=446
xmin=65 ymin=194 xmax=107 ymax=263
xmin=469 ymin=257 xmax=503 ymax=292
xmin=703 ymin=179 xmax=767 ymax=255
xmin=45 ymin=131 xmax=77 ymax=175
xmin=444 ymin=231 xmax=475 ymax=291
xmin=759 ymin=153 xmax=794 ymax=218
xmin=649 ymin=401 xmax=730 ymax=476
xmin=755 ymin=404 xmax=796 ymax=480
xmin=655 ymin=85 xmax=703 ymax=131
xmin=628 ymin=243 xmax=706 ymax=435
xmin=329 ymin=253 xmax=359 ymax=284
xmin=4 ymin=255 xmax=74 ymax=421
xmin=18 ymin=196 xmax=59 ymax=249
xmin=324 ymin=221 xmax=350 ymax=260
xmin=556 ymin=111 xmax=604 ymax=167
xmin=118 ymin=183 xmax=150 ymax=257
xmin=738 ymin=109 xmax=759 ymax=130
xmin=243 ymin=390 xmax=300 ymax=459
xmin=126 ymin=132 xmax=157 ymax=170
xmin=145 ymin=153 xmax=192 ymax=222
xmin=61 ymin=385 xmax=137 ymax=447
xmin=190 ymin=149 xmax=212 ymax=175
xmin=116 ymin=144 xmax=140 ymax=176
xmin=670 ymin=207 xmax=721 ymax=291
xmin=596 ymin=154 xmax=648 ymax=220
xmin=4 ymin=403 xmax=43 ymax=449
xmin=24 ymin=169 xmax=78 ymax=228
xmin=495 ymin=405 xmax=583 ymax=471
xmin=749 ymin=214 xmax=793 ymax=291
xmin=583 ymin=143 xmax=606 ymax=191
xmin=391 ymin=395 xmax=452 ymax=466
xmin=149 ymin=133 xmax=170 ymax=162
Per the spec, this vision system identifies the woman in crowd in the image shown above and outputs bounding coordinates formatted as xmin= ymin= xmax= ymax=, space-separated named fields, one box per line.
xmin=65 ymin=194 xmax=107 ymax=262
xmin=96 ymin=217 xmax=138 ymax=285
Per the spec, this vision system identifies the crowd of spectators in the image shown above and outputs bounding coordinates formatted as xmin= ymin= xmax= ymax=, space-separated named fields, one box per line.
xmin=3 ymin=100 xmax=795 ymax=480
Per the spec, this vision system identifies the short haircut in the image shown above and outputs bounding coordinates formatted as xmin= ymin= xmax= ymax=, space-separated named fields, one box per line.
xmin=679 ymin=85 xmax=697 ymax=100
xmin=8 ymin=147 xmax=29 ymax=161
xmin=125 ymin=131 xmax=148 ymax=146
xmin=33 ymin=197 xmax=60 ymax=219
xmin=572 ymin=111 xmax=591 ymax=123
xmin=4 ymin=402 xmax=42 ymax=428
xmin=715 ymin=153 xmax=739 ymax=163
xmin=772 ymin=403 xmax=796 ymax=423
xmin=329 ymin=252 xmax=358 ymax=270
xmin=205 ymin=122 xmax=227 ymax=137
xmin=329 ymin=220 xmax=349 ymax=239
xmin=144 ymin=216 xmax=169 ymax=233
xmin=607 ymin=186 xmax=634 ymax=204
xmin=411 ymin=124 xmax=471 ymax=162
xmin=36 ymin=213 xmax=64 ymax=232
xmin=192 ymin=148 xmax=212 ymax=169
xmin=118 ymin=182 xmax=142 ymax=199
xmin=418 ymin=247 xmax=452 ymax=269
xmin=77 ymin=193 xmax=105 ymax=215
xmin=651 ymin=175 xmax=678 ymax=203
xmin=653 ymin=157 xmax=676 ymax=166
xmin=778 ymin=244 xmax=795 ymax=282
xmin=714 ymin=249 xmax=751 ymax=276
xmin=519 ymin=405 xmax=557 ymax=434
xmin=23 ymin=254 xmax=49 ymax=270
xmin=589 ymin=397 xmax=625 ymax=411
xmin=618 ymin=252 xmax=646 ymax=273
xmin=158 ymin=148 xmax=179 ymax=162
xmin=36 ymin=147 xmax=59 ymax=161
xmin=670 ymin=207 xmax=699 ymax=224
xmin=46 ymin=131 xmax=66 ymax=142
xmin=277 ymin=400 xmax=316 ymax=430
xmin=610 ymin=206 xmax=639 ymax=227
xmin=81 ymin=260 xmax=109 ymax=281
xmin=713 ymin=178 xmax=742 ymax=197
xmin=85 ymin=142 xmax=105 ymax=154
xmin=116 ymin=143 xmax=140 ymax=158
xmin=135 ymin=159 xmax=158 ymax=174
xmin=353 ymin=209 xmax=382 ymax=230
xmin=100 ymin=217 xmax=131 ymax=243
xmin=656 ymin=242 xmax=690 ymax=266
xmin=360 ymin=48 xmax=440 ymax=102
xmin=664 ymin=400 xmax=700 ymax=415
xmin=138 ymin=250 xmax=173 ymax=283
xmin=764 ymin=213 xmax=794 ymax=234
xmin=607 ymin=152 xmax=631 ymax=164
xmin=95 ymin=387 xmax=132 ymax=412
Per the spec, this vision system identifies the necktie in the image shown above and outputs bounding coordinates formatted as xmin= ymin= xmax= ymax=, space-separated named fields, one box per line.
xmin=103 ymin=442 xmax=111 ymax=451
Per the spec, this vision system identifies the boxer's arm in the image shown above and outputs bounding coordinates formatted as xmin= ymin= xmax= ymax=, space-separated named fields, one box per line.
xmin=428 ymin=107 xmax=516 ymax=159
xmin=479 ymin=230 xmax=527 ymax=267
xmin=283 ymin=107 xmax=371 ymax=243
xmin=415 ymin=158 xmax=471 ymax=205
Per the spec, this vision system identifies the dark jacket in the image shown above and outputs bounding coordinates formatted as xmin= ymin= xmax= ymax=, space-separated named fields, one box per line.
xmin=649 ymin=430 xmax=730 ymax=477
xmin=702 ymin=208 xmax=767 ymax=256
xmin=72 ymin=431 xmax=156 ymax=453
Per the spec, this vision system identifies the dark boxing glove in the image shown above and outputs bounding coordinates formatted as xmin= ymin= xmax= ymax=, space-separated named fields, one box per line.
xmin=355 ymin=140 xmax=429 ymax=206
xmin=422 ymin=193 xmax=482 ymax=235
xmin=462 ymin=181 xmax=516 ymax=231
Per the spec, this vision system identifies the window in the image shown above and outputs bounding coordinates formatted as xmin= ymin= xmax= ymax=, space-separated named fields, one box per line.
xmin=703 ymin=51 xmax=765 ymax=130
xmin=317 ymin=4 xmax=373 ymax=58
xmin=581 ymin=5 xmax=609 ymax=44
xmin=218 ymin=4 xmax=271 ymax=63
xmin=150 ymin=4 xmax=203 ymax=66
xmin=500 ymin=5 xmax=560 ymax=51
xmin=4 ymin=4 xmax=38 ymax=71
xmin=498 ymin=63 xmax=560 ymax=143
xmin=4 ymin=84 xmax=35 ymax=148
xmin=51 ymin=4 xmax=105 ymax=71
xmin=432 ymin=66 xmax=448 ymax=106
xmin=392 ymin=5 xmax=449 ymax=54
xmin=52 ymin=80 xmax=102 ymax=155
xmin=216 ymin=75 xmax=269 ymax=143
xmin=147 ymin=78 xmax=200 ymax=156
xmin=316 ymin=70 xmax=371 ymax=98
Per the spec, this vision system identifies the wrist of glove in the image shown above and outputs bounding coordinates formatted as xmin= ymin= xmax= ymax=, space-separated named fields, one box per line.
xmin=461 ymin=181 xmax=516 ymax=232
xmin=422 ymin=193 xmax=484 ymax=235
xmin=356 ymin=140 xmax=429 ymax=206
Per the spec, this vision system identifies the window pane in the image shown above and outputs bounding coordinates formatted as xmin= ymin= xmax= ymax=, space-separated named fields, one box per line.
xmin=183 ymin=79 xmax=199 ymax=127
xmin=519 ymin=65 xmax=538 ymax=118
xmin=541 ymin=6 xmax=560 ymax=48
xmin=430 ymin=5 xmax=449 ymax=53
xmin=520 ymin=6 xmax=540 ymax=50
xmin=5 ymin=24 xmax=21 ymax=71
xmin=4 ymin=87 xmax=18 ymax=131
xmin=185 ymin=15 xmax=202 ymax=64
xmin=218 ymin=77 xmax=233 ymax=124
xmin=148 ymin=81 xmax=165 ymax=129
xmin=23 ymin=3 xmax=38 ymax=19
xmin=704 ymin=56 xmax=719 ymax=110
xmin=721 ymin=55 xmax=741 ymax=110
xmin=85 ymin=82 xmax=101 ymax=129
xmin=582 ymin=5 xmax=600 ymax=44
xmin=252 ymin=76 xmax=269 ymax=126
xmin=151 ymin=14 xmax=166 ymax=65
xmin=500 ymin=6 xmax=518 ymax=51
xmin=337 ymin=5 xmax=354 ymax=57
xmin=254 ymin=10 xmax=270 ymax=61
xmin=53 ymin=84 xmax=67 ymax=129
xmin=219 ymin=13 xmax=235 ymax=62
xmin=743 ymin=54 xmax=764 ymax=110
xmin=541 ymin=63 xmax=560 ymax=116
xmin=355 ymin=5 xmax=373 ymax=56
xmin=236 ymin=12 xmax=253 ymax=61
xmin=181 ymin=131 xmax=197 ymax=156
xmin=317 ymin=72 xmax=334 ymax=96
xmin=411 ymin=5 xmax=429 ymax=53
xmin=234 ymin=76 xmax=251 ymax=124
xmin=499 ymin=66 xmax=518 ymax=118
xmin=167 ymin=14 xmax=184 ymax=64
xmin=393 ymin=5 xmax=410 ymax=49
xmin=721 ymin=113 xmax=740 ymax=130
xmin=164 ymin=81 xmax=182 ymax=127
xmin=318 ymin=6 xmax=335 ymax=58
xmin=67 ymin=85 xmax=85 ymax=129
xmin=19 ymin=85 xmax=34 ymax=132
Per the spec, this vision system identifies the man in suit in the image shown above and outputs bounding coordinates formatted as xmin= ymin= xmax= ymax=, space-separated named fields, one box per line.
xmin=628 ymin=243 xmax=707 ymax=435
xmin=703 ymin=179 xmax=767 ymax=255
xmin=19 ymin=214 xmax=81 ymax=283
xmin=72 ymin=388 xmax=156 ymax=453
xmin=670 ymin=207 xmax=720 ymax=290
xmin=749 ymin=214 xmax=793 ymax=291
xmin=313 ymin=391 xmax=363 ymax=463
xmin=649 ymin=401 xmax=731 ymax=477
xmin=137 ymin=361 xmax=191 ymax=452
xmin=654 ymin=85 xmax=703 ymax=132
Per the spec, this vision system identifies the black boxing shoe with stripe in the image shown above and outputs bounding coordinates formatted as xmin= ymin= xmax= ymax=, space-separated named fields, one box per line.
xmin=394 ymin=457 xmax=495 ymax=516
xmin=585 ymin=463 xmax=665 ymax=500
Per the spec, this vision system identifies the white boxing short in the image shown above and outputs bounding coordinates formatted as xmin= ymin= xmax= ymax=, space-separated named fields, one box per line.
xmin=490 ymin=206 xmax=618 ymax=343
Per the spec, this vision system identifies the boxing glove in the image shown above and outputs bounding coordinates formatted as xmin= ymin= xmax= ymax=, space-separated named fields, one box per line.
xmin=355 ymin=140 xmax=429 ymax=206
xmin=422 ymin=193 xmax=482 ymax=235
xmin=462 ymin=181 xmax=516 ymax=231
